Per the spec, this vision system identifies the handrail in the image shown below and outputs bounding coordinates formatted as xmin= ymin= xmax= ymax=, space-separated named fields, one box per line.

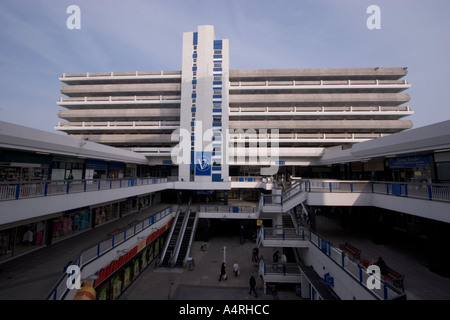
xmin=0 ymin=177 xmax=169 ymax=202
xmin=169 ymin=208 xmax=191 ymax=267
xmin=305 ymin=180 xmax=450 ymax=202
xmin=308 ymin=231 xmax=405 ymax=300
xmin=157 ymin=206 xmax=181 ymax=267
xmin=182 ymin=211 xmax=199 ymax=267
xmin=46 ymin=205 xmax=174 ymax=300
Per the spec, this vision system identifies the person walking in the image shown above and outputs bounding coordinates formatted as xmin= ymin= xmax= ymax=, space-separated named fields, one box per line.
xmin=272 ymin=250 xmax=279 ymax=271
xmin=252 ymin=247 xmax=259 ymax=262
xmin=249 ymin=274 xmax=258 ymax=297
xmin=233 ymin=261 xmax=240 ymax=277
xmin=281 ymin=252 xmax=287 ymax=274
xmin=219 ymin=262 xmax=227 ymax=281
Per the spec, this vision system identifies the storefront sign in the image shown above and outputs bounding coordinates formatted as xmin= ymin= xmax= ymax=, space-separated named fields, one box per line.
xmin=388 ymin=155 xmax=430 ymax=169
xmin=93 ymin=221 xmax=172 ymax=288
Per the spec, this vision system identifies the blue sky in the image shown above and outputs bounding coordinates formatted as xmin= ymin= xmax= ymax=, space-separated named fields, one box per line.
xmin=0 ymin=0 xmax=449 ymax=133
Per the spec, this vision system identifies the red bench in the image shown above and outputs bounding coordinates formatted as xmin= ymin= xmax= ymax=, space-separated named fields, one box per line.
xmin=384 ymin=267 xmax=405 ymax=292
xmin=339 ymin=242 xmax=361 ymax=261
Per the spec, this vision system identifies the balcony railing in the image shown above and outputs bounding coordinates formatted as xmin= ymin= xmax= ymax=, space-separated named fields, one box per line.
xmin=0 ymin=177 xmax=168 ymax=202
xmin=305 ymin=180 xmax=450 ymax=202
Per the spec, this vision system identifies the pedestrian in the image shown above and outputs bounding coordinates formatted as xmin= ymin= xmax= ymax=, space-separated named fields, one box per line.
xmin=281 ymin=252 xmax=287 ymax=273
xmin=233 ymin=261 xmax=240 ymax=277
xmin=219 ymin=262 xmax=227 ymax=281
xmin=252 ymin=247 xmax=259 ymax=262
xmin=272 ymin=250 xmax=279 ymax=271
xmin=249 ymin=274 xmax=258 ymax=297
xmin=375 ymin=257 xmax=388 ymax=276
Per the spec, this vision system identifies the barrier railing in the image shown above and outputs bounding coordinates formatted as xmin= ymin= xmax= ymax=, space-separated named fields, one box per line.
xmin=46 ymin=206 xmax=174 ymax=300
xmin=0 ymin=177 xmax=169 ymax=201
xmin=305 ymin=180 xmax=450 ymax=202
xmin=309 ymin=231 xmax=405 ymax=300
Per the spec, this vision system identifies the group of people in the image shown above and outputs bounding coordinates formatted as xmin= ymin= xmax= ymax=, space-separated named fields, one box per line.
xmin=218 ymin=262 xmax=258 ymax=297
xmin=216 ymin=247 xmax=288 ymax=298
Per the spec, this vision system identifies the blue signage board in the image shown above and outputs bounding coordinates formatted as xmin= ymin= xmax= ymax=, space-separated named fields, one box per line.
xmin=388 ymin=155 xmax=430 ymax=169
xmin=195 ymin=152 xmax=212 ymax=176
xmin=324 ymin=273 xmax=334 ymax=287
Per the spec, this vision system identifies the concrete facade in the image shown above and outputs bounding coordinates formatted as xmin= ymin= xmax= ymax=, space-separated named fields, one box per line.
xmin=55 ymin=25 xmax=413 ymax=175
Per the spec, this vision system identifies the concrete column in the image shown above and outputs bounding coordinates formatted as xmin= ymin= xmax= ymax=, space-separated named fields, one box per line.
xmin=301 ymin=272 xmax=311 ymax=299
xmin=426 ymin=219 xmax=450 ymax=277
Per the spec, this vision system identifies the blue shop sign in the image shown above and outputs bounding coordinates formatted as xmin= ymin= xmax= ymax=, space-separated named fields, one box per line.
xmin=388 ymin=155 xmax=430 ymax=169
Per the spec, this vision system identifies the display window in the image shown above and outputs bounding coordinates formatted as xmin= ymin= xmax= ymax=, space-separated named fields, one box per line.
xmin=0 ymin=220 xmax=46 ymax=261
xmin=52 ymin=210 xmax=90 ymax=241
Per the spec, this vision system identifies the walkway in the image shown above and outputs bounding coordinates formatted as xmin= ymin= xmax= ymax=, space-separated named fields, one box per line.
xmin=119 ymin=235 xmax=301 ymax=300
xmin=312 ymin=214 xmax=450 ymax=300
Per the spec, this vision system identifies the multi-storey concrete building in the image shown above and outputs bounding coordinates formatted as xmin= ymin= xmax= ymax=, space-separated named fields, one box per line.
xmin=56 ymin=25 xmax=413 ymax=182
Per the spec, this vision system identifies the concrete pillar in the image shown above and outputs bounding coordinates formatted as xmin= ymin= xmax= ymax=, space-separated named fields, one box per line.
xmin=301 ymin=272 xmax=310 ymax=299
xmin=426 ymin=219 xmax=450 ymax=277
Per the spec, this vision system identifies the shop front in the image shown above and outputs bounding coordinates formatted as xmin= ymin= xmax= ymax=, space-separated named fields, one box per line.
xmin=51 ymin=207 xmax=91 ymax=243
xmin=0 ymin=219 xmax=47 ymax=262
xmin=92 ymin=223 xmax=170 ymax=300
xmin=387 ymin=155 xmax=432 ymax=183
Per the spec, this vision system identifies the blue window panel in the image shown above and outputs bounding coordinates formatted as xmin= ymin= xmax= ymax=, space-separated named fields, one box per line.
xmin=213 ymin=81 xmax=222 ymax=85
xmin=192 ymin=80 xmax=197 ymax=85
xmin=213 ymin=60 xmax=222 ymax=63
xmin=190 ymin=151 xmax=194 ymax=171
xmin=192 ymin=53 xmax=197 ymax=59
xmin=213 ymin=40 xmax=222 ymax=49
xmin=191 ymin=121 xmax=195 ymax=126
xmin=213 ymin=122 xmax=222 ymax=127
xmin=191 ymin=107 xmax=196 ymax=112
xmin=193 ymin=32 xmax=198 ymax=45
xmin=213 ymin=114 xmax=222 ymax=118
xmin=192 ymin=66 xmax=197 ymax=71
xmin=212 ymin=167 xmax=221 ymax=171
xmin=213 ymin=100 xmax=222 ymax=104
xmin=192 ymin=93 xmax=197 ymax=98
xmin=213 ymin=95 xmax=222 ymax=99
xmin=213 ymin=68 xmax=222 ymax=72
xmin=213 ymin=55 xmax=222 ymax=59
xmin=213 ymin=109 xmax=222 ymax=113
xmin=212 ymin=173 xmax=222 ymax=182
xmin=191 ymin=136 xmax=195 ymax=141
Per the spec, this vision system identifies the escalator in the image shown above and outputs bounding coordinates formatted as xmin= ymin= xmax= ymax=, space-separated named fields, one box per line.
xmin=174 ymin=210 xmax=198 ymax=267
xmin=159 ymin=208 xmax=187 ymax=267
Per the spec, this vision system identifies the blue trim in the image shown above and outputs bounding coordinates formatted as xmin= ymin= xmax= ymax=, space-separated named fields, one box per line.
xmin=213 ymin=109 xmax=222 ymax=113
xmin=213 ymin=95 xmax=222 ymax=99
xmin=213 ymin=81 xmax=222 ymax=85
xmin=191 ymin=121 xmax=195 ymax=126
xmin=213 ymin=40 xmax=222 ymax=49
xmin=213 ymin=55 xmax=222 ymax=59
xmin=191 ymin=107 xmax=196 ymax=112
xmin=192 ymin=80 xmax=197 ymax=85
xmin=192 ymin=66 xmax=197 ymax=71
xmin=213 ymin=68 xmax=222 ymax=72
xmin=191 ymin=93 xmax=197 ymax=98
xmin=212 ymin=173 xmax=222 ymax=182
xmin=212 ymin=167 xmax=221 ymax=171
xmin=213 ymin=122 xmax=222 ymax=127
xmin=193 ymin=32 xmax=198 ymax=45
xmin=192 ymin=53 xmax=197 ymax=59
